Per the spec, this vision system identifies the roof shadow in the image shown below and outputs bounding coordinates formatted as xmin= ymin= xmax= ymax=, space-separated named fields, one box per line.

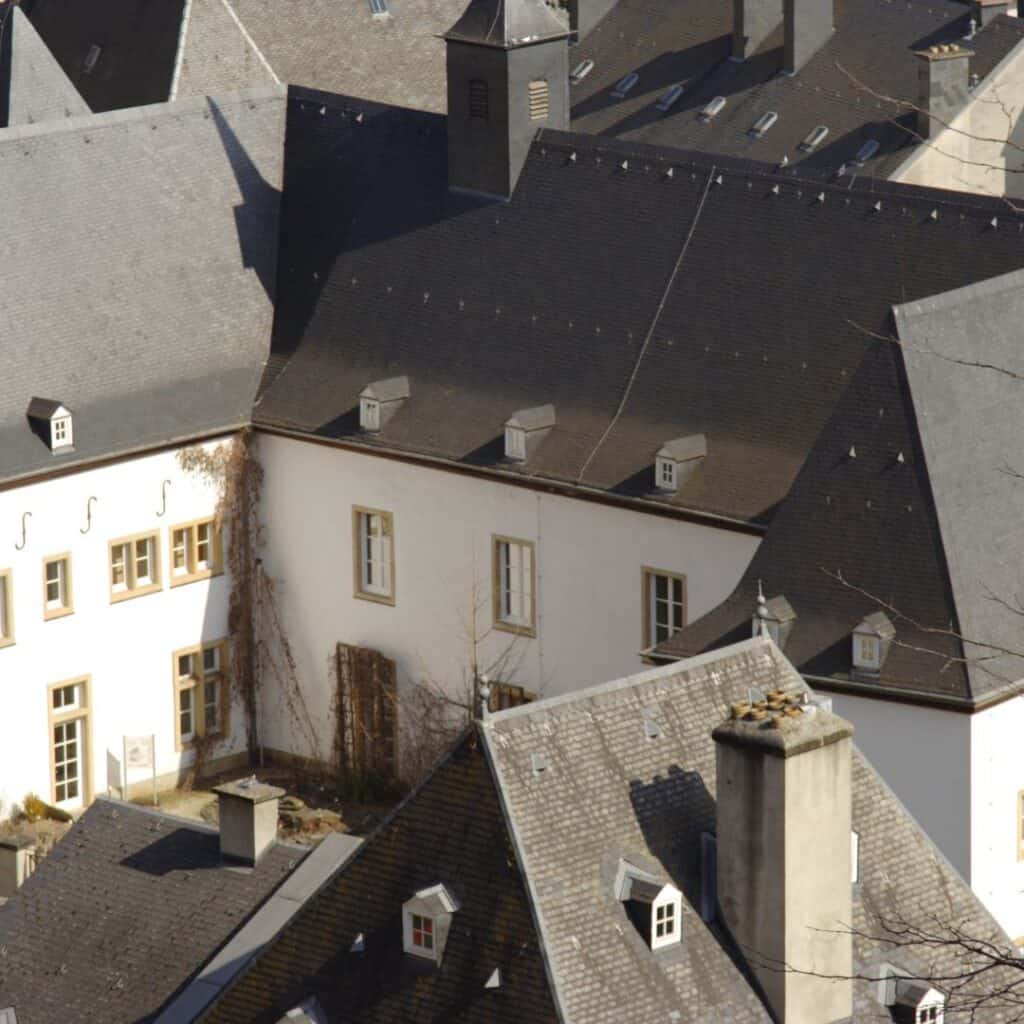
xmin=119 ymin=826 xmax=222 ymax=875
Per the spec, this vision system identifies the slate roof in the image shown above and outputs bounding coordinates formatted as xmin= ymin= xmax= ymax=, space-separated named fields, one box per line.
xmin=256 ymin=95 xmax=1024 ymax=527
xmin=0 ymin=798 xmax=307 ymax=1024
xmin=0 ymin=85 xmax=285 ymax=486
xmin=0 ymin=5 xmax=89 ymax=128
xmin=569 ymin=0 xmax=1024 ymax=179
xmin=199 ymin=729 xmax=559 ymax=1024
xmin=482 ymin=637 xmax=1017 ymax=1022
xmin=656 ymin=267 xmax=1024 ymax=706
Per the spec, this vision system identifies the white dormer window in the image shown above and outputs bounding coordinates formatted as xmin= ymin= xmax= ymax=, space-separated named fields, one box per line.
xmin=360 ymin=397 xmax=381 ymax=433
xmin=52 ymin=416 xmax=72 ymax=448
xmin=411 ymin=913 xmax=434 ymax=952
xmin=656 ymin=456 xmax=676 ymax=491
xmin=505 ymin=426 xmax=526 ymax=461
xmin=28 ymin=399 xmax=74 ymax=453
xmin=852 ymin=611 xmax=894 ymax=676
xmin=854 ymin=634 xmax=879 ymax=668
xmin=652 ymin=892 xmax=680 ymax=949
xmin=614 ymin=860 xmax=683 ymax=951
xmin=402 ymin=884 xmax=459 ymax=964
xmin=917 ymin=1003 xmax=944 ymax=1024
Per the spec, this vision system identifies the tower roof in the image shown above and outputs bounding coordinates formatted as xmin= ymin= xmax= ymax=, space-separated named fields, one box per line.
xmin=444 ymin=0 xmax=569 ymax=49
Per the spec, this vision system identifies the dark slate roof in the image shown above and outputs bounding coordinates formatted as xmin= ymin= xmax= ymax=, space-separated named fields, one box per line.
xmin=0 ymin=85 xmax=285 ymax=486
xmin=569 ymin=0 xmax=1024 ymax=179
xmin=656 ymin=266 xmax=1024 ymax=706
xmin=445 ymin=0 xmax=569 ymax=48
xmin=0 ymin=798 xmax=307 ymax=1024
xmin=199 ymin=730 xmax=559 ymax=1024
xmin=20 ymin=0 xmax=186 ymax=113
xmin=482 ymin=637 xmax=1016 ymax=1022
xmin=256 ymin=93 xmax=1024 ymax=526
xmin=0 ymin=5 xmax=89 ymax=128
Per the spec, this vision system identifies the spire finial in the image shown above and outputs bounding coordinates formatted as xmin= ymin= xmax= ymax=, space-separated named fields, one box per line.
xmin=755 ymin=580 xmax=770 ymax=637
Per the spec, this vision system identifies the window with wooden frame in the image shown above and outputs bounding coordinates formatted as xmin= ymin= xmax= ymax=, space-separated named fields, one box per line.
xmin=642 ymin=567 xmax=686 ymax=648
xmin=488 ymin=682 xmax=536 ymax=713
xmin=109 ymin=531 xmax=161 ymax=602
xmin=0 ymin=569 xmax=13 ymax=648
xmin=48 ymin=677 xmax=91 ymax=810
xmin=353 ymin=507 xmax=395 ymax=604
xmin=493 ymin=536 xmax=535 ymax=636
xmin=169 ymin=517 xmax=223 ymax=586
xmin=173 ymin=640 xmax=229 ymax=752
xmin=42 ymin=554 xmax=73 ymax=620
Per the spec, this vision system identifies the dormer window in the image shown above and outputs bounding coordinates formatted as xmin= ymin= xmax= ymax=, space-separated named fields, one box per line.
xmin=654 ymin=434 xmax=706 ymax=495
xmin=656 ymin=456 xmax=676 ymax=491
xmin=852 ymin=611 xmax=895 ymax=678
xmin=653 ymin=896 xmax=678 ymax=947
xmin=891 ymin=980 xmax=945 ymax=1024
xmin=505 ymin=426 xmax=526 ymax=461
xmin=402 ymin=884 xmax=459 ymax=964
xmin=27 ymin=398 xmax=74 ymax=453
xmin=614 ymin=860 xmax=683 ymax=951
xmin=751 ymin=586 xmax=797 ymax=650
xmin=503 ymin=405 xmax=555 ymax=463
xmin=52 ymin=416 xmax=72 ymax=448
xmin=358 ymin=377 xmax=409 ymax=434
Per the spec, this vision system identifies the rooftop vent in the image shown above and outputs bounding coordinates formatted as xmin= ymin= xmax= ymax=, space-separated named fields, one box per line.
xmin=751 ymin=584 xmax=797 ymax=650
xmin=853 ymin=139 xmax=880 ymax=166
xmin=402 ymin=883 xmax=460 ymax=964
xmin=485 ymin=968 xmax=502 ymax=989
xmin=699 ymin=96 xmax=727 ymax=122
xmin=83 ymin=44 xmax=102 ymax=75
xmin=800 ymin=125 xmax=829 ymax=151
xmin=749 ymin=111 xmax=778 ymax=138
xmin=359 ymin=376 xmax=410 ymax=433
xmin=851 ymin=611 xmax=895 ymax=679
xmin=213 ymin=778 xmax=285 ymax=866
xmin=614 ymin=860 xmax=683 ymax=951
xmin=26 ymin=398 xmax=73 ymax=453
xmin=504 ymin=404 xmax=555 ymax=462
xmin=530 ymin=752 xmax=547 ymax=775
xmin=655 ymin=434 xmax=706 ymax=494
xmin=655 ymin=84 xmax=685 ymax=113
xmin=611 ymin=72 xmax=639 ymax=98
xmin=570 ymin=59 xmax=594 ymax=85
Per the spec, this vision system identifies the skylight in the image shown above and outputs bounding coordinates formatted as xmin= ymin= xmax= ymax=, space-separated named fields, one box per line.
xmin=368 ymin=0 xmax=389 ymax=15
xmin=699 ymin=96 xmax=726 ymax=122
xmin=800 ymin=125 xmax=829 ymax=152
xmin=570 ymin=59 xmax=595 ymax=85
xmin=611 ymin=72 xmax=639 ymax=99
xmin=655 ymin=85 xmax=685 ymax=113
xmin=854 ymin=139 xmax=880 ymax=166
xmin=749 ymin=111 xmax=778 ymax=138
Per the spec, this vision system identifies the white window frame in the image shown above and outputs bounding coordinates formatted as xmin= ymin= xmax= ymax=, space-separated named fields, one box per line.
xmin=656 ymin=456 xmax=677 ymax=491
xmin=48 ymin=677 xmax=90 ymax=810
xmin=642 ymin=567 xmax=686 ymax=648
xmin=50 ymin=414 xmax=73 ymax=450
xmin=42 ymin=554 xmax=73 ymax=620
xmin=174 ymin=640 xmax=228 ymax=751
xmin=169 ymin=518 xmax=222 ymax=586
xmin=360 ymin=397 xmax=381 ymax=432
xmin=854 ymin=633 xmax=880 ymax=668
xmin=353 ymin=507 xmax=395 ymax=604
xmin=650 ymin=887 xmax=683 ymax=950
xmin=493 ymin=536 xmax=535 ymax=635
xmin=504 ymin=426 xmax=527 ymax=461
xmin=109 ymin=532 xmax=161 ymax=602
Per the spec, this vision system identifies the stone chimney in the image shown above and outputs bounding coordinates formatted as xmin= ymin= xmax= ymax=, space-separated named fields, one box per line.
xmin=783 ymin=0 xmax=834 ymax=73
xmin=732 ymin=0 xmax=781 ymax=62
xmin=445 ymin=0 xmax=571 ymax=199
xmin=213 ymin=779 xmax=284 ymax=866
xmin=915 ymin=45 xmax=972 ymax=139
xmin=713 ymin=695 xmax=853 ymax=1023
xmin=0 ymin=836 xmax=37 ymax=898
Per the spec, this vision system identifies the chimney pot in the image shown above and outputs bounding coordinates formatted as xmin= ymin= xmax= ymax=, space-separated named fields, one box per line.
xmin=213 ymin=779 xmax=285 ymax=866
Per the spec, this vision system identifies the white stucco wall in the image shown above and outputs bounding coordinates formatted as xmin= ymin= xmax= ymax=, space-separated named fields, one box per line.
xmin=255 ymin=433 xmax=761 ymax=762
xmin=0 ymin=439 xmax=242 ymax=817
xmin=970 ymin=695 xmax=1024 ymax=940
xmin=892 ymin=40 xmax=1024 ymax=199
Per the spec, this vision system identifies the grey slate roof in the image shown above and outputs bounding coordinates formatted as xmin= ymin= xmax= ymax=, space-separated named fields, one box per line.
xmin=0 ymin=5 xmax=89 ymax=128
xmin=482 ymin=637 xmax=1017 ymax=1023
xmin=0 ymin=85 xmax=285 ymax=485
xmin=657 ymin=266 xmax=1024 ymax=706
xmin=569 ymin=0 xmax=1024 ymax=179
xmin=257 ymin=95 xmax=1024 ymax=527
xmin=0 ymin=798 xmax=307 ymax=1024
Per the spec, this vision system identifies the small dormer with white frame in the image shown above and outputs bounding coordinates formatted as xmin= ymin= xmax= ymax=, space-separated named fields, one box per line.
xmin=503 ymin=404 xmax=555 ymax=463
xmin=359 ymin=376 xmax=410 ymax=434
xmin=751 ymin=584 xmax=797 ymax=651
xmin=613 ymin=859 xmax=683 ymax=952
xmin=852 ymin=611 xmax=895 ymax=679
xmin=655 ymin=434 xmax=706 ymax=495
xmin=401 ymin=883 xmax=460 ymax=964
xmin=26 ymin=397 xmax=74 ymax=453
xmin=891 ymin=979 xmax=945 ymax=1023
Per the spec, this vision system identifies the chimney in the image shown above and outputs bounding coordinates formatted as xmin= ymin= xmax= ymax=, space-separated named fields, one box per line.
xmin=915 ymin=45 xmax=972 ymax=139
xmin=713 ymin=695 xmax=853 ymax=1023
xmin=213 ymin=778 xmax=284 ymax=866
xmin=784 ymin=0 xmax=834 ymax=73
xmin=733 ymin=0 xmax=781 ymax=62
xmin=0 ymin=836 xmax=37 ymax=898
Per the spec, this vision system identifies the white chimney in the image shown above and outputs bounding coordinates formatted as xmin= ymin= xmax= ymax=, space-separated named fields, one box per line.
xmin=213 ymin=779 xmax=284 ymax=866
xmin=0 ymin=836 xmax=37 ymax=898
xmin=713 ymin=695 xmax=853 ymax=1023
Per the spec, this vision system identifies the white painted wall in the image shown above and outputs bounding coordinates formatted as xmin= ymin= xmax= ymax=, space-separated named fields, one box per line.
xmin=255 ymin=433 xmax=761 ymax=763
xmin=0 ymin=440 xmax=242 ymax=817
xmin=970 ymin=695 xmax=1024 ymax=941
xmin=892 ymin=40 xmax=1024 ymax=199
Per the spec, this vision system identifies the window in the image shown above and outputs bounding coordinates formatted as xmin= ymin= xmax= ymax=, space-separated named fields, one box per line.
xmin=169 ymin=518 xmax=222 ymax=586
xmin=0 ymin=569 xmax=13 ymax=648
xmin=52 ymin=416 xmax=71 ymax=447
xmin=655 ymin=901 xmax=675 ymax=939
xmin=173 ymin=640 xmax=228 ymax=751
xmin=488 ymin=682 xmax=536 ymax=712
xmin=493 ymin=537 xmax=535 ymax=635
xmin=109 ymin=532 xmax=161 ymax=601
xmin=529 ymin=79 xmax=550 ymax=120
xmin=48 ymin=678 xmax=90 ymax=809
xmin=504 ymin=426 xmax=527 ymax=461
xmin=851 ymin=830 xmax=860 ymax=883
xmin=656 ymin=456 xmax=677 ymax=491
xmin=642 ymin=568 xmax=686 ymax=647
xmin=411 ymin=913 xmax=434 ymax=951
xmin=649 ymin=887 xmax=683 ymax=950
xmin=360 ymin=397 xmax=381 ymax=432
xmin=42 ymin=555 xmax=72 ymax=620
xmin=353 ymin=508 xmax=395 ymax=603
xmin=469 ymin=79 xmax=488 ymax=119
